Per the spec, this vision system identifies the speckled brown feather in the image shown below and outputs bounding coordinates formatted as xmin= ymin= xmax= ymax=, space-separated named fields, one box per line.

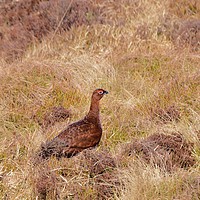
xmin=39 ymin=89 xmax=108 ymax=159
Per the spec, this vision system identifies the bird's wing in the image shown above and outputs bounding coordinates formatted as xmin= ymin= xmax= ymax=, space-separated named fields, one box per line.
xmin=70 ymin=133 xmax=101 ymax=149
xmin=56 ymin=119 xmax=99 ymax=139
xmin=56 ymin=119 xmax=102 ymax=148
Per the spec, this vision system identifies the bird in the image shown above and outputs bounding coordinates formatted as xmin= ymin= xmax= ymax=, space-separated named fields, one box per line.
xmin=39 ymin=88 xmax=108 ymax=159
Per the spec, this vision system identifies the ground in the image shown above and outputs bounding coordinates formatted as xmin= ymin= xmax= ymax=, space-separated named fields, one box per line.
xmin=0 ymin=0 xmax=199 ymax=199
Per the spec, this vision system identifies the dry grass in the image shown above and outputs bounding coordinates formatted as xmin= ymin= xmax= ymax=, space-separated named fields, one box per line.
xmin=120 ymin=161 xmax=200 ymax=200
xmin=0 ymin=0 xmax=200 ymax=199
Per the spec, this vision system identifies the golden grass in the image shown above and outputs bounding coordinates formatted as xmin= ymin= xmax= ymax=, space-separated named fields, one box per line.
xmin=0 ymin=0 xmax=199 ymax=199
xmin=120 ymin=161 xmax=200 ymax=200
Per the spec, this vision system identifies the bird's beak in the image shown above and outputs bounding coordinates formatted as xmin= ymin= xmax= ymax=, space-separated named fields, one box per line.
xmin=103 ymin=90 xmax=108 ymax=94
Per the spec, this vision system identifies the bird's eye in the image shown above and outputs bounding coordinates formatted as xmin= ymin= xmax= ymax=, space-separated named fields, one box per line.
xmin=98 ymin=91 xmax=104 ymax=95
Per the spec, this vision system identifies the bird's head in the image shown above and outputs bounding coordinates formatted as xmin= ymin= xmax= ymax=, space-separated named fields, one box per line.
xmin=92 ymin=89 xmax=108 ymax=101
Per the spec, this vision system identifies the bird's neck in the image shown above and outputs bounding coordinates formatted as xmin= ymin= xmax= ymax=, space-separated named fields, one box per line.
xmin=85 ymin=98 xmax=100 ymax=122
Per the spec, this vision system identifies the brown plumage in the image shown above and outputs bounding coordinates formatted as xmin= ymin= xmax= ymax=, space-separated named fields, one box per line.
xmin=39 ymin=89 xmax=108 ymax=159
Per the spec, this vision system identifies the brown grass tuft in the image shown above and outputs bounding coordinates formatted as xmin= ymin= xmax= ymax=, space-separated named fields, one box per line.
xmin=152 ymin=105 xmax=181 ymax=123
xmin=81 ymin=149 xmax=120 ymax=199
xmin=39 ymin=106 xmax=71 ymax=129
xmin=33 ymin=162 xmax=59 ymax=200
xmin=172 ymin=19 xmax=200 ymax=50
xmin=121 ymin=133 xmax=196 ymax=172
xmin=82 ymin=148 xmax=116 ymax=176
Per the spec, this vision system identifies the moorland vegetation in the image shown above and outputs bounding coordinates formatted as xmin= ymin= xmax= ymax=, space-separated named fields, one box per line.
xmin=0 ymin=0 xmax=199 ymax=199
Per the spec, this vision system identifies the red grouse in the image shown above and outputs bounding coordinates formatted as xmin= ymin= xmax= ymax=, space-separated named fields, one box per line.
xmin=39 ymin=89 xmax=108 ymax=159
